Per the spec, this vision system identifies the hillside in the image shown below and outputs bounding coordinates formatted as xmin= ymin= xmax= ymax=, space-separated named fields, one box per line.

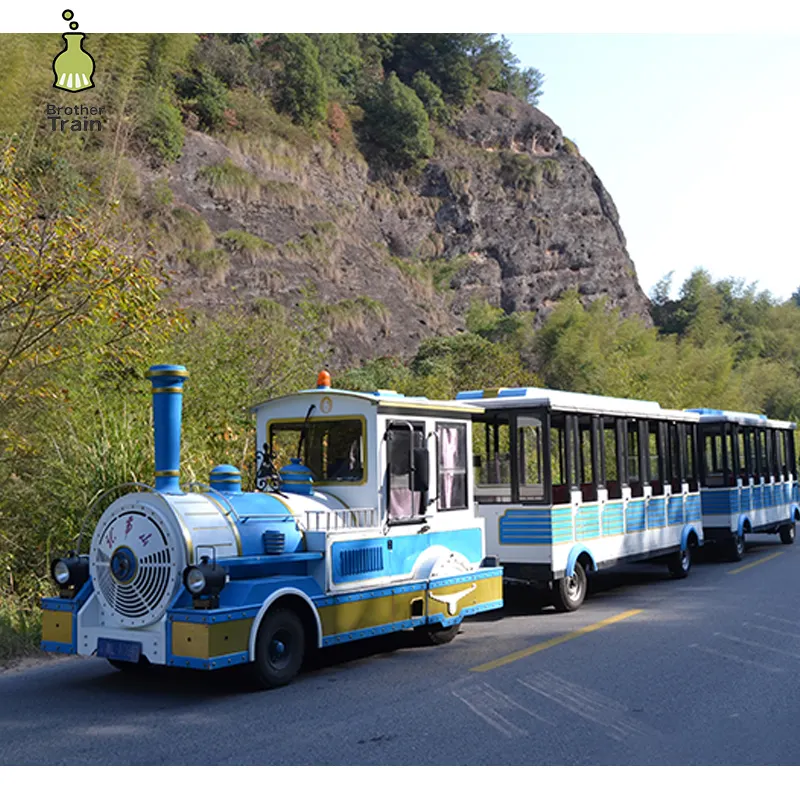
xmin=160 ymin=89 xmax=648 ymax=365
xmin=1 ymin=33 xmax=649 ymax=367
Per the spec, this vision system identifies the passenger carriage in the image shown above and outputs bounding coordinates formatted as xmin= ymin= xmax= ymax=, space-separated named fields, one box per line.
xmin=689 ymin=408 xmax=799 ymax=560
xmin=41 ymin=367 xmax=502 ymax=688
xmin=456 ymin=387 xmax=705 ymax=611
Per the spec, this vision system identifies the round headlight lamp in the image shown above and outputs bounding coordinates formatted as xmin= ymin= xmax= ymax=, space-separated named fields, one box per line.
xmin=53 ymin=560 xmax=71 ymax=585
xmin=50 ymin=554 xmax=89 ymax=591
xmin=184 ymin=567 xmax=207 ymax=595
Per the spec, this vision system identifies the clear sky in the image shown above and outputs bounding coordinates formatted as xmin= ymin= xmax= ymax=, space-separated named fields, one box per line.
xmin=506 ymin=34 xmax=800 ymax=301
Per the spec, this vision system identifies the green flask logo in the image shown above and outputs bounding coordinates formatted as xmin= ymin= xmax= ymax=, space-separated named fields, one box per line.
xmin=52 ymin=10 xmax=95 ymax=93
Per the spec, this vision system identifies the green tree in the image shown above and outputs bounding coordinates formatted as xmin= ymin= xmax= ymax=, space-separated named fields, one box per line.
xmin=411 ymin=71 xmax=449 ymax=123
xmin=271 ymin=34 xmax=328 ymax=128
xmin=0 ymin=146 xmax=175 ymax=422
xmin=362 ymin=73 xmax=434 ymax=168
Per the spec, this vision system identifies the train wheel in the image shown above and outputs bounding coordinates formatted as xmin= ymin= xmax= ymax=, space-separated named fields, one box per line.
xmin=253 ymin=607 xmax=305 ymax=689
xmin=668 ymin=545 xmax=692 ymax=579
xmin=553 ymin=562 xmax=587 ymax=612
xmin=107 ymin=657 xmax=149 ymax=672
xmin=727 ymin=531 xmax=745 ymax=562
xmin=417 ymin=622 xmax=461 ymax=646
xmin=780 ymin=523 xmax=796 ymax=545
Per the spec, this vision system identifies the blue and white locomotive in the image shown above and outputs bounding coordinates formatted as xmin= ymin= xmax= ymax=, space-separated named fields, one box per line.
xmin=41 ymin=366 xmax=503 ymax=688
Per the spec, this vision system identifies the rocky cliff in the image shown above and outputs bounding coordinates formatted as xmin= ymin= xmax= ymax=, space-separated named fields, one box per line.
xmin=158 ymin=89 xmax=650 ymax=366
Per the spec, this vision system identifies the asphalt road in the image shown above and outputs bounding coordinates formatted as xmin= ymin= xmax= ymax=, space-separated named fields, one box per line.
xmin=3 ymin=535 xmax=800 ymax=765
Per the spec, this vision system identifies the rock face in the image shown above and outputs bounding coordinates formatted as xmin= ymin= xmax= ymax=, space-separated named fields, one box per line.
xmin=160 ymin=90 xmax=650 ymax=366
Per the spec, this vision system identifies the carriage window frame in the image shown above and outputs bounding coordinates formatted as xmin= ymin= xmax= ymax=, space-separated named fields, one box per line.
xmin=473 ymin=413 xmax=513 ymax=504
xmin=514 ymin=413 xmax=547 ymax=504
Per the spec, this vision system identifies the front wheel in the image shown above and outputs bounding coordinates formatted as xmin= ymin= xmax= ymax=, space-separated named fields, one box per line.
xmin=668 ymin=545 xmax=692 ymax=578
xmin=553 ymin=562 xmax=587 ymax=612
xmin=253 ymin=607 xmax=306 ymax=690
xmin=107 ymin=657 xmax=149 ymax=672
xmin=780 ymin=523 xmax=796 ymax=545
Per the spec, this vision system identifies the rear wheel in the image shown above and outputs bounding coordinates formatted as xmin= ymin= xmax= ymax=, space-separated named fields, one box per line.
xmin=668 ymin=545 xmax=692 ymax=578
xmin=417 ymin=622 xmax=461 ymax=646
xmin=780 ymin=523 xmax=796 ymax=545
xmin=253 ymin=607 xmax=305 ymax=690
xmin=727 ymin=530 xmax=745 ymax=562
xmin=553 ymin=562 xmax=587 ymax=612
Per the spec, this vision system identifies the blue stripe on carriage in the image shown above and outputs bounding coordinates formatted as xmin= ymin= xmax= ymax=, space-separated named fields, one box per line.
xmin=668 ymin=496 xmax=683 ymax=525
xmin=626 ymin=500 xmax=646 ymax=533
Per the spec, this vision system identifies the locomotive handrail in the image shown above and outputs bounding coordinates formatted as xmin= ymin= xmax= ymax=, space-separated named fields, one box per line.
xmin=76 ymin=481 xmax=157 ymax=554
xmin=304 ymin=507 xmax=377 ymax=532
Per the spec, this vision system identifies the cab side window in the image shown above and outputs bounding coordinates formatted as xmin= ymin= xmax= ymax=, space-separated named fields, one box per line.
xmin=437 ymin=423 xmax=467 ymax=511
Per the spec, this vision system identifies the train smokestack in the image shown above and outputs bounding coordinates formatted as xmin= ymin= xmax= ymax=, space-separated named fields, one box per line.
xmin=145 ymin=364 xmax=188 ymax=494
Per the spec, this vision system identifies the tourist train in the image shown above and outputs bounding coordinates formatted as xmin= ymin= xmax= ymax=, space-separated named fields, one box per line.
xmin=41 ymin=367 xmax=799 ymax=687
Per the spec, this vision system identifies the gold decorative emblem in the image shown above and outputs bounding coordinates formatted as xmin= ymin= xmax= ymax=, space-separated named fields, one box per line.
xmin=320 ymin=396 xmax=333 ymax=414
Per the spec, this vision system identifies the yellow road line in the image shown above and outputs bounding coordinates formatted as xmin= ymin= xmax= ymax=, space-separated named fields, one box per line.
xmin=471 ymin=609 xmax=644 ymax=673
xmin=728 ymin=551 xmax=785 ymax=575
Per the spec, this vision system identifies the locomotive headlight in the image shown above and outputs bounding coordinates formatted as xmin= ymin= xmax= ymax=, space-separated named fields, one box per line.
xmin=183 ymin=557 xmax=226 ymax=602
xmin=53 ymin=560 xmax=71 ymax=585
xmin=50 ymin=554 xmax=89 ymax=595
xmin=184 ymin=567 xmax=206 ymax=595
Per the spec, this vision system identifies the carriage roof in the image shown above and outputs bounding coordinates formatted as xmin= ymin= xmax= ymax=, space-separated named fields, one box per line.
xmin=686 ymin=408 xmax=796 ymax=430
xmin=456 ymin=387 xmax=699 ymax=422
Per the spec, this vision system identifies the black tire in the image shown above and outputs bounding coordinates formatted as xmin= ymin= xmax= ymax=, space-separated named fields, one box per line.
xmin=553 ymin=561 xmax=587 ymax=612
xmin=780 ymin=523 xmax=796 ymax=545
xmin=416 ymin=622 xmax=461 ymax=646
xmin=727 ymin=530 xmax=745 ymax=562
xmin=253 ymin=607 xmax=305 ymax=690
xmin=107 ymin=657 xmax=149 ymax=672
xmin=668 ymin=545 xmax=692 ymax=578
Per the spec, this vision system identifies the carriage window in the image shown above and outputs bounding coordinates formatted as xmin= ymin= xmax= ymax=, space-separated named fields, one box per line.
xmin=702 ymin=426 xmax=725 ymax=486
xmin=757 ymin=429 xmax=769 ymax=478
xmin=437 ymin=423 xmax=467 ymax=511
xmin=780 ymin=430 xmax=791 ymax=477
xmin=577 ymin=417 xmax=597 ymax=501
xmin=685 ymin=425 xmax=698 ymax=490
xmin=550 ymin=414 xmax=570 ymax=504
xmin=517 ymin=416 xmax=545 ymax=502
xmin=269 ymin=417 xmax=365 ymax=483
xmin=473 ymin=416 xmax=512 ymax=503
xmin=603 ymin=419 xmax=623 ymax=499
xmin=387 ymin=422 xmax=426 ymax=522
xmin=627 ymin=421 xmax=642 ymax=495
xmin=647 ymin=422 xmax=663 ymax=494
xmin=737 ymin=429 xmax=748 ymax=478
xmin=669 ymin=423 xmax=682 ymax=489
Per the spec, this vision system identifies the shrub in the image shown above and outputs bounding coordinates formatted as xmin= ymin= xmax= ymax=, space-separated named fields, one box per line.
xmin=361 ymin=73 xmax=434 ymax=169
xmin=563 ymin=137 xmax=580 ymax=157
xmin=198 ymin=159 xmax=261 ymax=202
xmin=183 ymin=248 xmax=231 ymax=284
xmin=219 ymin=229 xmax=276 ymax=264
xmin=143 ymin=97 xmax=185 ymax=162
xmin=171 ymin=206 xmax=215 ymax=250
xmin=176 ymin=68 xmax=229 ymax=131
